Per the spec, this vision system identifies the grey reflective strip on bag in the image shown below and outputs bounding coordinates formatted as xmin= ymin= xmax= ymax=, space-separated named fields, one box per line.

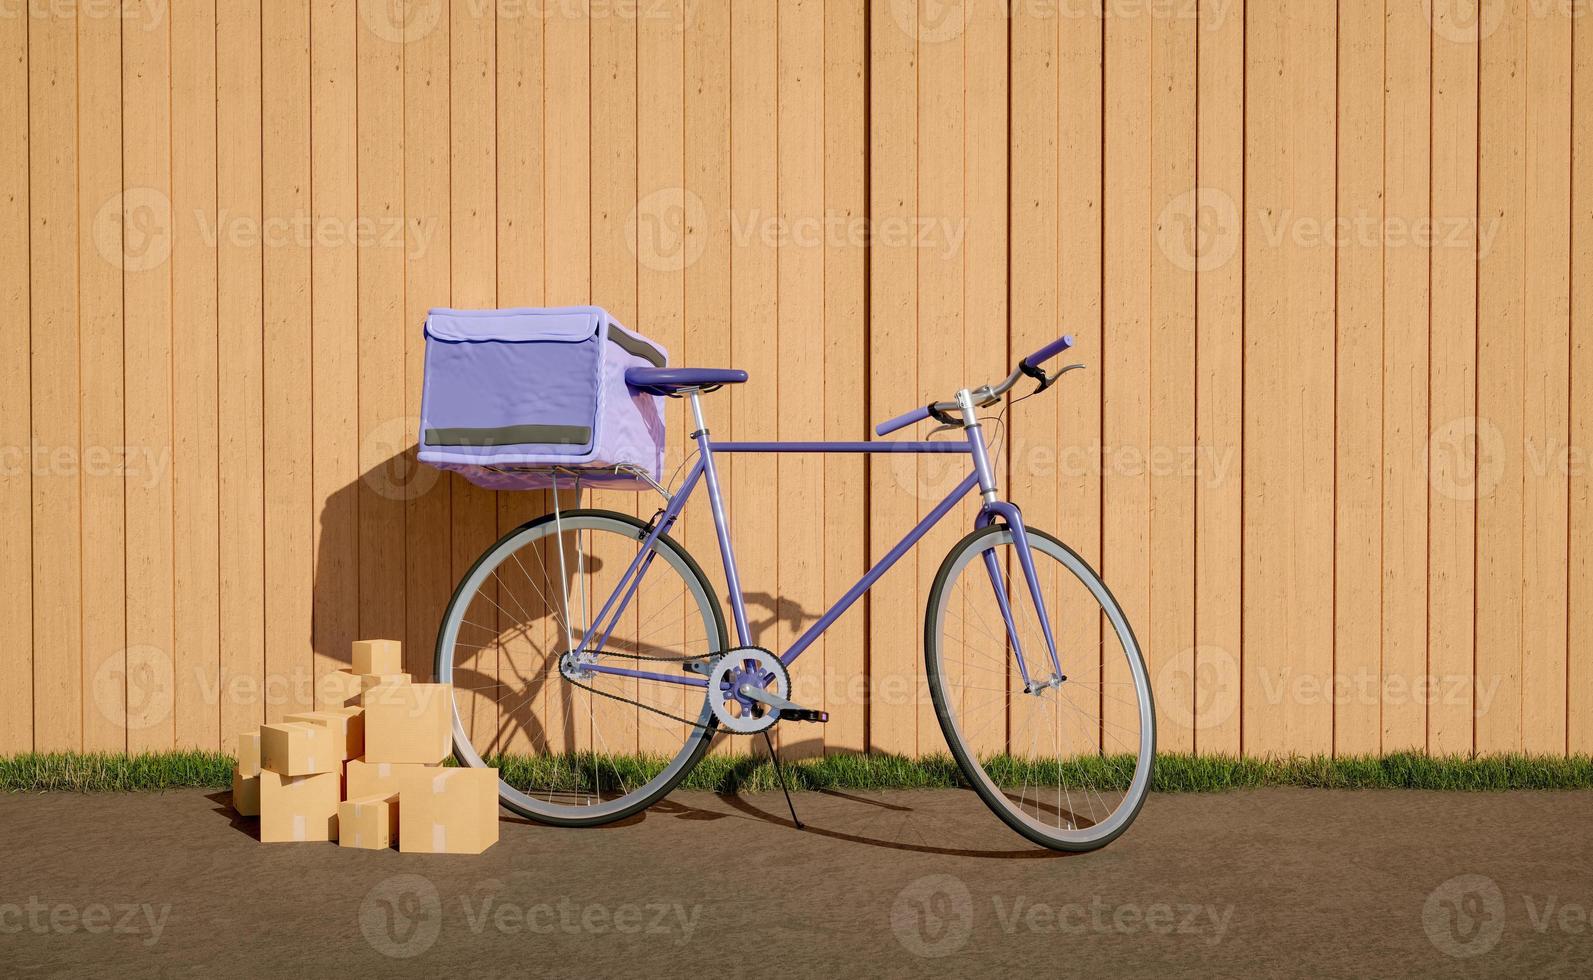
xmin=424 ymin=424 xmax=593 ymax=447
xmin=606 ymin=325 xmax=665 ymax=367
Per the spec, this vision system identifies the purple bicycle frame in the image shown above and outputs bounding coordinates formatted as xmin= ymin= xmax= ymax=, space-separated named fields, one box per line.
xmin=574 ymin=422 xmax=1063 ymax=693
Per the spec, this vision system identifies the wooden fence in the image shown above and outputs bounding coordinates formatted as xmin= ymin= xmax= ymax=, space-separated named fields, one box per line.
xmin=2 ymin=0 xmax=1589 ymax=758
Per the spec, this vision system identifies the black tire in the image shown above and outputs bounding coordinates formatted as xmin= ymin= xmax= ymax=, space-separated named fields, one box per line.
xmin=924 ymin=524 xmax=1155 ymax=852
xmin=436 ymin=508 xmax=728 ymax=827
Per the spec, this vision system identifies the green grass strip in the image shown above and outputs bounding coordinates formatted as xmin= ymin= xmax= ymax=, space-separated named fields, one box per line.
xmin=3 ymin=750 xmax=1592 ymax=794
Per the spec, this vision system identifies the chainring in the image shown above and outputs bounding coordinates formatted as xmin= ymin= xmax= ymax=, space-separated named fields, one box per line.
xmin=705 ymin=647 xmax=790 ymax=734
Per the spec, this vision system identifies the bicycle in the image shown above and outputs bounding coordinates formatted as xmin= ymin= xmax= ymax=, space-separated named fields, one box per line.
xmin=434 ymin=334 xmax=1155 ymax=852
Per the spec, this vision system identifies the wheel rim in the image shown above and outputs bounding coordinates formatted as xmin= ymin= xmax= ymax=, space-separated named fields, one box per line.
xmin=928 ymin=529 xmax=1154 ymax=848
xmin=436 ymin=512 xmax=723 ymax=822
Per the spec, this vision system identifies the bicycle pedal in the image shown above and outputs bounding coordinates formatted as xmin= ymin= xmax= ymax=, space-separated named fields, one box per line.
xmin=777 ymin=708 xmax=828 ymax=723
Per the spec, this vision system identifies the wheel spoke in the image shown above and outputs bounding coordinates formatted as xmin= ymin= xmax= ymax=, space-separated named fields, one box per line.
xmin=437 ymin=512 xmax=722 ymax=824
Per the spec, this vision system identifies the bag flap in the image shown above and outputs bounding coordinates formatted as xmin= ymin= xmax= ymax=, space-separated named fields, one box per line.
xmin=424 ymin=306 xmax=604 ymax=344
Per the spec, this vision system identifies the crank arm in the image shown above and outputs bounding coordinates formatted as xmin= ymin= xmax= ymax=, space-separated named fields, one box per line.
xmin=739 ymin=684 xmax=829 ymax=723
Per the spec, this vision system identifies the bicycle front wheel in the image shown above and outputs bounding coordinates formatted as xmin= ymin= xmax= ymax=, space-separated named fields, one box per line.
xmin=436 ymin=509 xmax=726 ymax=826
xmin=925 ymin=525 xmax=1154 ymax=851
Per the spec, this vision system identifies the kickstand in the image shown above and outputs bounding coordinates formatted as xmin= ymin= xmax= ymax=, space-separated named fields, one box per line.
xmin=762 ymin=730 xmax=804 ymax=830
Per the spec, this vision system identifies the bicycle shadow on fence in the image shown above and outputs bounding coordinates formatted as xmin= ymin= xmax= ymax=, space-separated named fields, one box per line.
xmin=315 ymin=452 xmax=588 ymax=757
xmin=316 ymin=455 xmax=938 ymax=823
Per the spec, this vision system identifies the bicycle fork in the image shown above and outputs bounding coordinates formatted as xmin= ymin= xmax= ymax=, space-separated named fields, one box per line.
xmin=958 ymin=389 xmax=1064 ymax=691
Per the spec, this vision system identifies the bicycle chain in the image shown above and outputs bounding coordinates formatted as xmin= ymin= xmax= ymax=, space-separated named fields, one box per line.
xmin=561 ymin=650 xmax=717 ymax=730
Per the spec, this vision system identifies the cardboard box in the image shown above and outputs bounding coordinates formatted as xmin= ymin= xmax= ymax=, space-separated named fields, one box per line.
xmin=399 ymin=767 xmax=500 ymax=855
xmin=352 ymin=639 xmax=403 ymax=676
xmin=236 ymin=730 xmax=262 ymax=777
xmin=259 ymin=770 xmax=339 ymax=842
xmin=338 ymin=794 xmax=399 ymax=850
xmin=362 ymin=683 xmax=453 ymax=765
xmin=260 ymin=721 xmax=340 ymax=776
xmin=284 ymin=706 xmax=365 ymax=760
xmin=344 ymin=757 xmax=439 ymax=800
xmin=231 ymin=768 xmax=260 ymax=817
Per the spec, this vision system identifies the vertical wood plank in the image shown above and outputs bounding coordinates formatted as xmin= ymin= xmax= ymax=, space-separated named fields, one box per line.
xmin=730 ymin=0 xmax=780 ymax=670
xmin=636 ymin=0 xmax=690 ymax=755
xmin=822 ymin=0 xmax=867 ymax=754
xmin=1426 ymin=0 xmax=1479 ymax=756
xmin=1010 ymin=0 xmax=1060 ymax=760
xmin=1381 ymin=0 xmax=1432 ymax=752
xmin=591 ymin=1 xmax=640 ymax=757
xmin=172 ymin=0 xmax=221 ymax=747
xmin=1148 ymin=2 xmax=1198 ymax=755
xmin=125 ymin=0 xmax=176 ymax=748
xmin=866 ymin=0 xmax=917 ymax=756
xmin=913 ymin=0 xmax=964 ymax=758
xmin=543 ymin=0 xmax=590 ymax=754
xmin=356 ymin=0 xmax=408 ymax=647
xmin=495 ymin=0 xmax=547 ymax=757
xmin=311 ymin=0 xmax=362 ymax=703
xmin=1057 ymin=2 xmax=1104 ymax=759
xmin=685 ymin=0 xmax=735 ymax=756
xmin=1194 ymin=0 xmax=1243 ymax=754
xmin=630 ymin=0 xmax=688 ymax=752
xmin=1518 ymin=0 xmax=1571 ymax=755
xmin=449 ymin=0 xmax=501 ymax=751
xmin=965 ymin=0 xmax=1014 ymax=763
xmin=1333 ymin=0 xmax=1384 ymax=756
xmin=29 ymin=1 xmax=81 ymax=751
xmin=262 ymin=0 xmax=314 ymax=723
xmin=1571 ymin=0 xmax=1593 ymax=754
xmin=0 ymin=2 xmax=31 ymax=754
xmin=79 ymin=6 xmax=127 ymax=753
xmin=1475 ymin=0 xmax=1526 ymax=753
xmin=1243 ymin=0 xmax=1336 ymax=755
xmin=776 ymin=0 xmax=825 ymax=759
xmin=218 ymin=0 xmax=266 ymax=745
xmin=402 ymin=0 xmax=453 ymax=681
xmin=1102 ymin=2 xmax=1152 ymax=755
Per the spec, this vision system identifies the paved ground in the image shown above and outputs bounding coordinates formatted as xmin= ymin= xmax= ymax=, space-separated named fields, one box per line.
xmin=0 ymin=786 xmax=1588 ymax=978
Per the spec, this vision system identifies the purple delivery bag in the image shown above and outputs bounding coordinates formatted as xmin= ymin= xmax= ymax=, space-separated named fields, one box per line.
xmin=418 ymin=306 xmax=667 ymax=491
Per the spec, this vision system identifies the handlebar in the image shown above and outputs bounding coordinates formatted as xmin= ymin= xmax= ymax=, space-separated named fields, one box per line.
xmin=875 ymin=405 xmax=932 ymax=438
xmin=1025 ymin=333 xmax=1074 ymax=367
xmin=874 ymin=333 xmax=1078 ymax=438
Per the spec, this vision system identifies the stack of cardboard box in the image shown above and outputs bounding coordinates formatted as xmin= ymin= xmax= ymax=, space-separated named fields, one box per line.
xmin=231 ymin=639 xmax=500 ymax=854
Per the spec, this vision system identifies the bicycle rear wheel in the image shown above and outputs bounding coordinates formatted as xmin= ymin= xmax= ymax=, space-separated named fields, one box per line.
xmin=925 ymin=525 xmax=1155 ymax=851
xmin=436 ymin=509 xmax=726 ymax=826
